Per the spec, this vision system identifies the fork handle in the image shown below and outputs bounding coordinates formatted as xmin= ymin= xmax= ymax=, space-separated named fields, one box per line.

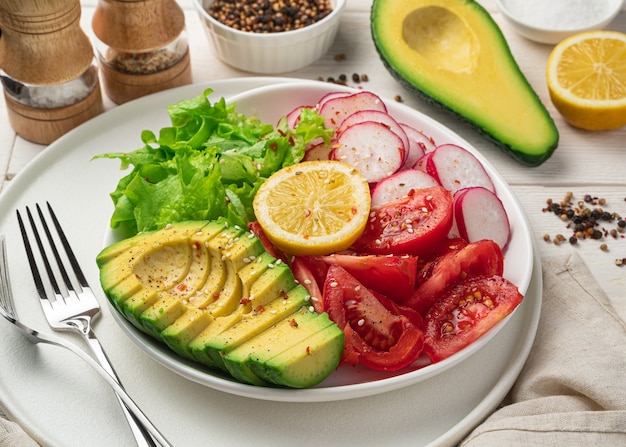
xmin=84 ymin=330 xmax=160 ymax=447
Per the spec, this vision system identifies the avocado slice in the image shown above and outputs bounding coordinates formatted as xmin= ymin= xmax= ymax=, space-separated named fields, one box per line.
xmin=224 ymin=309 xmax=343 ymax=389
xmin=97 ymin=221 xmax=345 ymax=388
xmin=187 ymin=260 xmax=298 ymax=369
xmin=371 ymin=0 xmax=559 ymax=166
xmin=195 ymin=285 xmax=308 ymax=371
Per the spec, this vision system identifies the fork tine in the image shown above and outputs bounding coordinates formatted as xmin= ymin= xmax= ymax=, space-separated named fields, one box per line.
xmin=44 ymin=202 xmax=89 ymax=288
xmin=34 ymin=203 xmax=79 ymax=295
xmin=0 ymin=236 xmax=17 ymax=320
xmin=16 ymin=208 xmax=53 ymax=302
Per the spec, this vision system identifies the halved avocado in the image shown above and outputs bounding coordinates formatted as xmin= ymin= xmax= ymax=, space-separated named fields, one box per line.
xmin=371 ymin=0 xmax=559 ymax=166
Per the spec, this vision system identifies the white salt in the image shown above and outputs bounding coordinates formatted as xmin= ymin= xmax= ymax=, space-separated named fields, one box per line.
xmin=501 ymin=0 xmax=612 ymax=30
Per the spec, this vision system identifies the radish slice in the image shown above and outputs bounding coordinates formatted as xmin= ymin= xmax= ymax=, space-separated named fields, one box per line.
xmin=303 ymin=141 xmax=333 ymax=161
xmin=371 ymin=169 xmax=440 ymax=207
xmin=333 ymin=121 xmax=404 ymax=183
xmin=338 ymin=110 xmax=409 ymax=159
xmin=413 ymin=151 xmax=435 ymax=172
xmin=399 ymin=123 xmax=433 ymax=170
xmin=453 ymin=187 xmax=510 ymax=250
xmin=421 ymin=144 xmax=495 ymax=194
xmin=318 ymin=91 xmax=387 ymax=130
xmin=317 ymin=91 xmax=352 ymax=109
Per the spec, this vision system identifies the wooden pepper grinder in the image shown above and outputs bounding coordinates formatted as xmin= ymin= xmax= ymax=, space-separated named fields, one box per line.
xmin=92 ymin=0 xmax=192 ymax=104
xmin=0 ymin=0 xmax=104 ymax=145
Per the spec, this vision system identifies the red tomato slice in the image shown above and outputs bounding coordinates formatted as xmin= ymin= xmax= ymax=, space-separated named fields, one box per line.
xmin=290 ymin=256 xmax=326 ymax=313
xmin=323 ymin=265 xmax=424 ymax=371
xmin=423 ymin=275 xmax=523 ymax=363
xmin=317 ymin=253 xmax=418 ymax=302
xmin=247 ymin=221 xmax=289 ymax=263
xmin=352 ymin=186 xmax=454 ymax=257
xmin=404 ymin=239 xmax=504 ymax=315
xmin=415 ymin=237 xmax=468 ymax=289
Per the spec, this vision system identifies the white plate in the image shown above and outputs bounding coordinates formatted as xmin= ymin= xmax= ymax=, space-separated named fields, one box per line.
xmin=104 ymin=80 xmax=534 ymax=401
xmin=0 ymin=78 xmax=541 ymax=447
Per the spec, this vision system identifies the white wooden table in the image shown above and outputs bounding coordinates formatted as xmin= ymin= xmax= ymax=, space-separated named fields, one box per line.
xmin=0 ymin=2 xmax=625 ymax=444
xmin=3 ymin=0 xmax=623 ymax=316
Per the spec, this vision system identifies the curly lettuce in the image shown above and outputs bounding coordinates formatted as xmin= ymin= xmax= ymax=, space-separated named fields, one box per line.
xmin=95 ymin=88 xmax=333 ymax=235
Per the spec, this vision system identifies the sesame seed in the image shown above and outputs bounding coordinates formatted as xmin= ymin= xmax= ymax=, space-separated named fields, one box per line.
xmin=357 ymin=319 xmax=365 ymax=326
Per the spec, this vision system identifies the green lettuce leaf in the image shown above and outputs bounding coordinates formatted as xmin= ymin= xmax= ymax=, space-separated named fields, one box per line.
xmin=95 ymin=88 xmax=333 ymax=235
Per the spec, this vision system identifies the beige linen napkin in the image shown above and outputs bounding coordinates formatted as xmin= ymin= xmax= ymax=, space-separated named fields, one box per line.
xmin=462 ymin=252 xmax=626 ymax=446
xmin=0 ymin=409 xmax=37 ymax=447
xmin=1 ymin=253 xmax=625 ymax=446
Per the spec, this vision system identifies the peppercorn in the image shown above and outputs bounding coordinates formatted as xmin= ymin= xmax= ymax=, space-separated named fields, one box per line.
xmin=542 ymin=192 xmax=626 ymax=267
xmin=208 ymin=0 xmax=333 ymax=33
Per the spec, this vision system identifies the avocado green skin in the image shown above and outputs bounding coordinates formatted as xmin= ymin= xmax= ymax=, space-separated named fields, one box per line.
xmin=370 ymin=0 xmax=559 ymax=167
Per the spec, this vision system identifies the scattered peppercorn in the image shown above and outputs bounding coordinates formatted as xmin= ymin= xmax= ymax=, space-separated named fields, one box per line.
xmin=322 ymin=71 xmax=370 ymax=86
xmin=207 ymin=0 xmax=333 ymax=33
xmin=542 ymin=192 xmax=625 ymax=267
xmin=394 ymin=95 xmax=403 ymax=102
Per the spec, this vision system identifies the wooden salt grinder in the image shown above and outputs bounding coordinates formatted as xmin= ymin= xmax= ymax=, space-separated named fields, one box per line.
xmin=92 ymin=0 xmax=193 ymax=104
xmin=0 ymin=0 xmax=104 ymax=145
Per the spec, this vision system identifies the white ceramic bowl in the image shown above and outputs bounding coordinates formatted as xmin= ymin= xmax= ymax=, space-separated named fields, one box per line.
xmin=194 ymin=0 xmax=346 ymax=73
xmin=496 ymin=0 xmax=623 ymax=44
xmin=104 ymin=80 xmax=536 ymax=402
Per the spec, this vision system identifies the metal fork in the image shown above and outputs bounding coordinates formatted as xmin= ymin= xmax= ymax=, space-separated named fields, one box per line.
xmin=0 ymin=235 xmax=172 ymax=447
xmin=16 ymin=203 xmax=167 ymax=447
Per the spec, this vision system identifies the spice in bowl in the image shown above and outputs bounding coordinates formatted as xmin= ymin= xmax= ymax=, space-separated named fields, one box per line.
xmin=207 ymin=0 xmax=333 ymax=33
xmin=194 ymin=0 xmax=346 ymax=73
xmin=496 ymin=0 xmax=622 ymax=44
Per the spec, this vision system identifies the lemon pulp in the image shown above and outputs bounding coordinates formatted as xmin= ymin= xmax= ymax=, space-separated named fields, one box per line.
xmin=253 ymin=160 xmax=371 ymax=256
xmin=547 ymin=30 xmax=626 ymax=131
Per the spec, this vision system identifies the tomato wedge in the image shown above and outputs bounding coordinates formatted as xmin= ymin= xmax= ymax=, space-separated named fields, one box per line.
xmin=415 ymin=237 xmax=468 ymax=289
xmin=290 ymin=256 xmax=326 ymax=313
xmin=323 ymin=265 xmax=424 ymax=371
xmin=404 ymin=239 xmax=504 ymax=316
xmin=247 ymin=221 xmax=289 ymax=263
xmin=423 ymin=275 xmax=523 ymax=363
xmin=352 ymin=186 xmax=453 ymax=257
xmin=317 ymin=253 xmax=418 ymax=302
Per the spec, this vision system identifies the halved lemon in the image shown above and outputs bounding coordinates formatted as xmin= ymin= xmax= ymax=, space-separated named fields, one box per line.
xmin=253 ymin=160 xmax=371 ymax=256
xmin=546 ymin=30 xmax=626 ymax=131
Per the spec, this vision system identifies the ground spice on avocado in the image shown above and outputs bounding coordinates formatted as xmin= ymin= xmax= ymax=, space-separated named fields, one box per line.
xmin=542 ymin=192 xmax=626 ymax=266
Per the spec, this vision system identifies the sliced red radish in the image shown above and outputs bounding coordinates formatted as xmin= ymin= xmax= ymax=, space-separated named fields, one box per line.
xmin=399 ymin=123 xmax=436 ymax=170
xmin=333 ymin=121 xmax=404 ymax=183
xmin=413 ymin=151 xmax=434 ymax=172
xmin=285 ymin=105 xmax=309 ymax=128
xmin=420 ymin=144 xmax=495 ymax=194
xmin=453 ymin=187 xmax=510 ymax=250
xmin=371 ymin=169 xmax=440 ymax=207
xmin=316 ymin=91 xmax=352 ymax=109
xmin=338 ymin=110 xmax=409 ymax=160
xmin=318 ymin=91 xmax=387 ymax=130
xmin=303 ymin=141 xmax=333 ymax=161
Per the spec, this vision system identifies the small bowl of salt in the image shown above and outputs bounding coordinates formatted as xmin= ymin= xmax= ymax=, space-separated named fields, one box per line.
xmin=496 ymin=0 xmax=623 ymax=44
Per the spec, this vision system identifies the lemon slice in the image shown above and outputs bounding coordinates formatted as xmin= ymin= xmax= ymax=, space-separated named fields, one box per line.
xmin=253 ymin=160 xmax=371 ymax=256
xmin=546 ymin=30 xmax=626 ymax=131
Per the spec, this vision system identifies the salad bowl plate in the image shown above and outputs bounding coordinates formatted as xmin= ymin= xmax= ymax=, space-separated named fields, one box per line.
xmin=0 ymin=78 xmax=541 ymax=446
